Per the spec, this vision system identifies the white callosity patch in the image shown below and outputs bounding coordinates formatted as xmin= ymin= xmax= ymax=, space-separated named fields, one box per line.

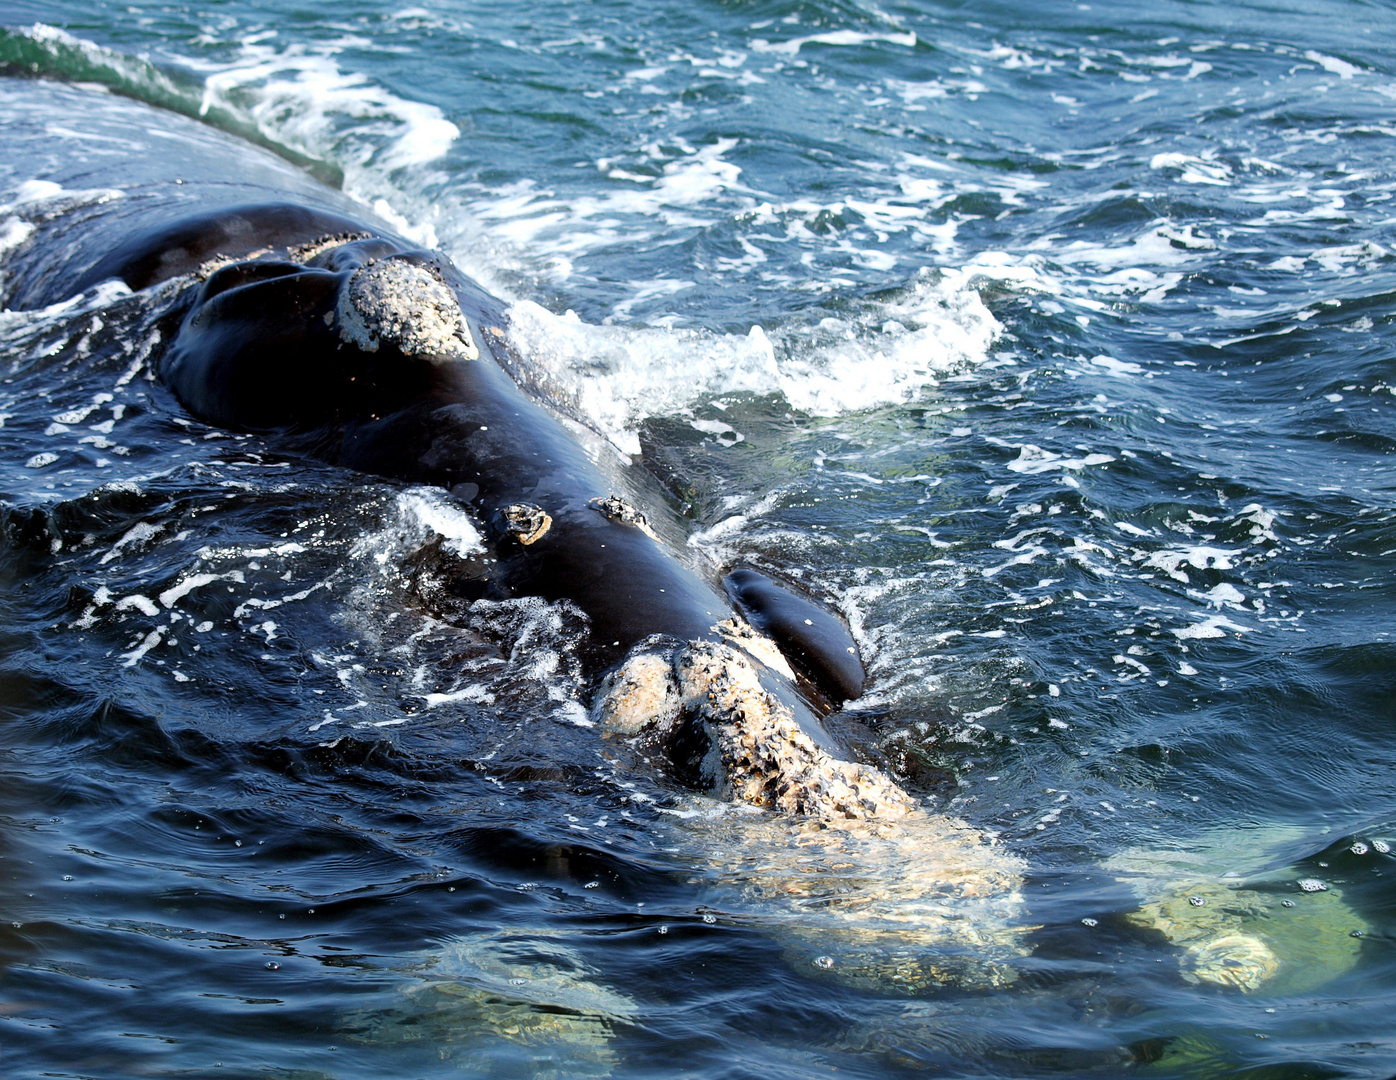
xmin=676 ymin=640 xmax=918 ymax=819
xmin=599 ymin=637 xmax=913 ymax=818
xmin=337 ymin=259 xmax=478 ymax=361
xmin=593 ymin=650 xmax=680 ymax=736
xmin=596 ymin=637 xmax=1028 ymax=988
xmin=712 ymin=618 xmax=796 ymax=683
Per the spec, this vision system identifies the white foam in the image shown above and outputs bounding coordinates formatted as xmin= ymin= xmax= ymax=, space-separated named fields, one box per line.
xmin=505 ymin=304 xmax=775 ymax=453
xmin=160 ymin=571 xmax=243 ymax=609
xmin=6 ymin=179 xmax=64 ymax=204
xmin=1304 ymin=50 xmax=1360 ymax=79
xmin=1004 ymin=445 xmax=1114 ymax=475
xmin=690 ymin=419 xmax=744 ymax=445
xmin=99 ymin=520 xmax=160 ymax=565
xmin=120 ymin=625 xmax=168 ymax=667
xmin=1310 ymin=241 xmax=1388 ymax=274
xmin=470 ymin=138 xmax=747 ymax=262
xmin=1144 ymin=546 xmax=1240 ymax=583
xmin=1088 ymin=355 xmax=1144 ymax=377
xmin=233 ymin=585 xmax=324 ymax=618
xmin=1235 ymin=504 xmax=1280 ymax=544
xmin=68 ymin=28 xmax=455 ymax=248
xmin=0 ymin=216 xmax=33 ymax=256
xmin=418 ymin=684 xmax=496 ymax=709
xmin=749 ymin=30 xmax=917 ymax=56
xmin=505 ymin=271 xmax=998 ymax=450
xmin=1150 ymin=152 xmax=1232 ymax=186
xmin=1172 ymin=615 xmax=1250 ymax=640
xmin=395 ymin=487 xmax=484 ymax=556
xmin=192 ymin=43 xmax=457 ymax=169
xmin=772 ymin=277 xmax=1001 ymax=415
xmin=115 ymin=594 xmax=160 ymax=617
xmin=1205 ymin=583 xmax=1246 ymax=607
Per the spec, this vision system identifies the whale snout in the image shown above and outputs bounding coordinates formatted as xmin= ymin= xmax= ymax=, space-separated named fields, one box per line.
xmin=162 ymin=234 xmax=489 ymax=432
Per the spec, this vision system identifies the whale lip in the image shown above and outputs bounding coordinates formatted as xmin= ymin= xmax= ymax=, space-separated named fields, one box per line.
xmin=336 ymin=257 xmax=479 ymax=362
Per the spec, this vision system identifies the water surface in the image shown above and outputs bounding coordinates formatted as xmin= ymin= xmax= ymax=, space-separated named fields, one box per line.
xmin=2 ymin=1 xmax=1395 ymax=1077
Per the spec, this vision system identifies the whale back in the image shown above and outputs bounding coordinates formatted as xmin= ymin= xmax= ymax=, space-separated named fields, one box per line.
xmin=71 ymin=202 xmax=372 ymax=295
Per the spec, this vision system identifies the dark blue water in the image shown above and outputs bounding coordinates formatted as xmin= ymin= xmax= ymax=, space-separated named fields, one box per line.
xmin=2 ymin=2 xmax=1395 ymax=1077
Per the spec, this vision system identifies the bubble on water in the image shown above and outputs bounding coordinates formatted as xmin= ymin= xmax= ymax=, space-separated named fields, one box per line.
xmin=1081 ymin=917 xmax=1098 ymax=927
xmin=1188 ymin=895 xmax=1206 ymax=907
xmin=1281 ymin=899 xmax=1296 ymax=908
xmin=62 ymin=874 xmax=73 ymax=881
xmin=509 ymin=977 xmax=527 ymax=985
xmin=583 ymin=881 xmax=600 ymax=889
xmin=814 ymin=955 xmax=835 ymax=969
xmin=234 ymin=840 xmax=242 ymax=847
xmin=1350 ymin=930 xmax=1363 ymax=938
xmin=657 ymin=925 xmax=669 ymax=935
xmin=265 ymin=962 xmax=279 ymax=970
xmin=1351 ymin=842 xmax=1369 ymax=855
xmin=1298 ymin=879 xmax=1328 ymax=893
xmin=1373 ymin=840 xmax=1391 ymax=854
xmin=702 ymin=913 xmax=717 ymax=924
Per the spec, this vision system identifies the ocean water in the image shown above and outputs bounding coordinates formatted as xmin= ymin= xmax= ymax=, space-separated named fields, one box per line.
xmin=1 ymin=1 xmax=1395 ymax=1077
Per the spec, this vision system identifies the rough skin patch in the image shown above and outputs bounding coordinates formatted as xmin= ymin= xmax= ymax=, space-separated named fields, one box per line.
xmin=675 ymin=640 xmax=915 ymax=819
xmin=594 ymin=649 xmax=679 ymax=735
xmin=1122 ymin=878 xmax=1368 ymax=993
xmin=496 ymin=502 xmax=552 ymax=546
xmin=596 ymin=637 xmax=1030 ymax=989
xmin=1184 ymin=934 xmax=1280 ymax=991
xmin=338 ymin=258 xmax=479 ymax=361
xmin=1109 ymin=843 xmax=1370 ymax=994
xmin=589 ymin=494 xmax=658 ymax=540
xmin=287 ymin=230 xmax=373 ymax=263
xmin=352 ymin=930 xmax=635 ymax=1078
xmin=597 ymin=637 xmax=912 ymax=818
xmin=714 ymin=616 xmax=797 ymax=683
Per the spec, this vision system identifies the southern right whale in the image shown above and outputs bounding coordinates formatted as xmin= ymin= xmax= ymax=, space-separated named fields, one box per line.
xmin=17 ymin=196 xmax=915 ymax=818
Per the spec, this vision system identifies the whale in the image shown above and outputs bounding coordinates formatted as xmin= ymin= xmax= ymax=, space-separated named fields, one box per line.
xmin=13 ymin=196 xmax=892 ymax=793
